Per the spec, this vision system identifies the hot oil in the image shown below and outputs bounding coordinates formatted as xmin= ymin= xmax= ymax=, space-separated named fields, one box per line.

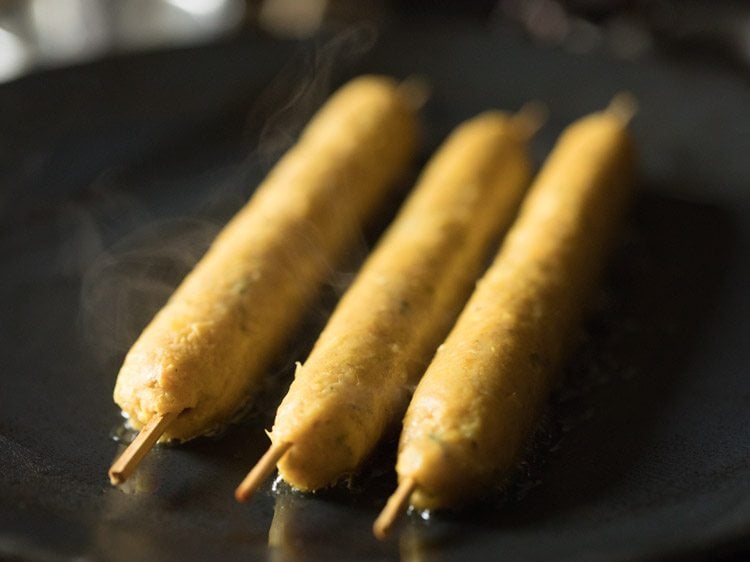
xmin=110 ymin=412 xmax=138 ymax=444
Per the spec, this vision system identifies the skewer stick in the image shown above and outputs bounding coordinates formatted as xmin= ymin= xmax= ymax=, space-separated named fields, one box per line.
xmin=373 ymin=477 xmax=417 ymax=540
xmin=235 ymin=441 xmax=292 ymax=502
xmin=108 ymin=411 xmax=178 ymax=485
xmin=607 ymin=92 xmax=638 ymax=125
xmin=398 ymin=76 xmax=431 ymax=111
xmin=512 ymin=101 xmax=548 ymax=140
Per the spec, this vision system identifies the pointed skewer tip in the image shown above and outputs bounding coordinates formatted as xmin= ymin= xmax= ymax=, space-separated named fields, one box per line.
xmin=235 ymin=440 xmax=292 ymax=502
xmin=373 ymin=477 xmax=417 ymax=540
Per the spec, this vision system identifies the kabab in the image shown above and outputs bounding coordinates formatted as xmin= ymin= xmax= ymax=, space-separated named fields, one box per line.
xmin=109 ymin=76 xmax=419 ymax=485
xmin=374 ymin=96 xmax=637 ymax=538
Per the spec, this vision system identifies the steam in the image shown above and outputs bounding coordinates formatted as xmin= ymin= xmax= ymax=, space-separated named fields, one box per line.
xmin=248 ymin=24 xmax=378 ymax=170
xmin=242 ymin=23 xmax=386 ymax=298
xmin=80 ymin=216 xmax=221 ymax=369
xmin=55 ymin=177 xmax=150 ymax=279
xmin=79 ymin=26 xmax=383 ymax=374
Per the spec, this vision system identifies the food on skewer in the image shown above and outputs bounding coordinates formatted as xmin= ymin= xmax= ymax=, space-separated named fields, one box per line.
xmin=109 ymin=75 xmax=419 ymax=485
xmin=236 ymin=107 xmax=545 ymax=500
xmin=374 ymin=95 xmax=637 ymax=539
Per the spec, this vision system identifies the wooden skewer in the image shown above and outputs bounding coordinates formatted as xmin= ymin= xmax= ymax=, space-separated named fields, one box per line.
xmin=607 ymin=92 xmax=638 ymax=125
xmin=397 ymin=76 xmax=431 ymax=111
xmin=512 ymin=101 xmax=548 ymax=140
xmin=373 ymin=477 xmax=417 ymax=540
xmin=108 ymin=411 xmax=178 ymax=485
xmin=235 ymin=441 xmax=292 ymax=502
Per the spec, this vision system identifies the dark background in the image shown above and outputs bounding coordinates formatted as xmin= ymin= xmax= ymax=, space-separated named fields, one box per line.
xmin=1 ymin=2 xmax=749 ymax=561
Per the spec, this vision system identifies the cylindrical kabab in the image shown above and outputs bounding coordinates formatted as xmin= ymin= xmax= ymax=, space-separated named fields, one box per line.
xmin=393 ymin=103 xmax=636 ymax=511
xmin=113 ymin=76 xmax=418 ymax=441
xmin=268 ymin=111 xmax=536 ymax=491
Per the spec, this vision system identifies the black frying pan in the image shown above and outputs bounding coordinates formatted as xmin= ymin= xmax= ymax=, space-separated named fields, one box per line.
xmin=1 ymin=21 xmax=748 ymax=562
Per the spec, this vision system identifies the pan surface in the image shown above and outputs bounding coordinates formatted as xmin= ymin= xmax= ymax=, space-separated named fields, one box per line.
xmin=1 ymin=22 xmax=748 ymax=562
